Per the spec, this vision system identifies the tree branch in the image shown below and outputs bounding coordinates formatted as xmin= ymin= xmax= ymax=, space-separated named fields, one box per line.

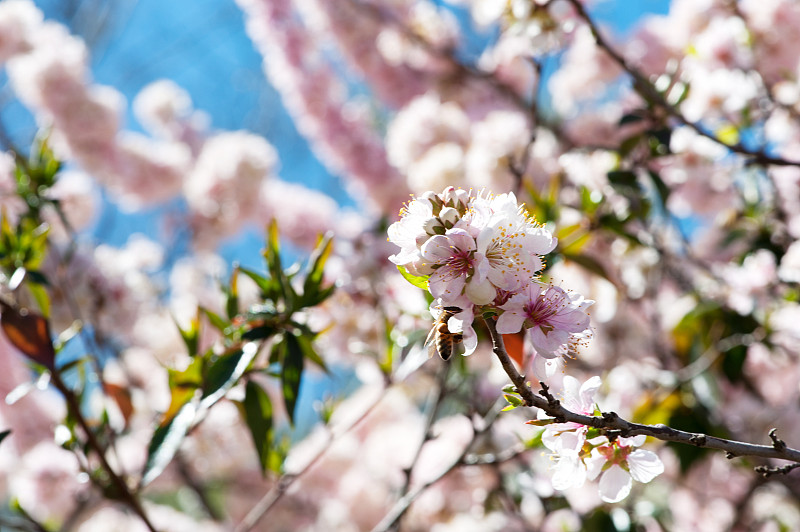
xmin=234 ymin=382 xmax=388 ymax=532
xmin=50 ymin=372 xmax=158 ymax=532
xmin=483 ymin=316 xmax=800 ymax=466
xmin=564 ymin=0 xmax=800 ymax=168
xmin=369 ymin=397 xmax=505 ymax=532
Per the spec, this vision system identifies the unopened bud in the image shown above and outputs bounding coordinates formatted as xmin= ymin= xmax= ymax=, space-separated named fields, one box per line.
xmin=439 ymin=207 xmax=459 ymax=227
xmin=423 ymin=217 xmax=444 ymax=235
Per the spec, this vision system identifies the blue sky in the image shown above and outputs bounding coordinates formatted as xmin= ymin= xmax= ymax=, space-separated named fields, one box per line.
xmin=3 ymin=0 xmax=672 ymax=436
xmin=2 ymin=0 xmax=671 ymax=266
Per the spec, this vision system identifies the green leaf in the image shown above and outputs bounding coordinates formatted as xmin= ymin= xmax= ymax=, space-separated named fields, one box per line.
xmin=241 ymin=380 xmax=273 ymax=474
xmin=607 ymin=170 xmax=639 ymax=192
xmin=201 ymin=343 xmax=259 ymax=409
xmin=174 ymin=312 xmax=200 ymax=357
xmin=26 ymin=281 xmax=51 ymax=319
xmin=281 ymin=334 xmax=305 ymax=424
xmin=619 ymin=112 xmax=645 ymax=125
xmin=647 ymin=169 xmax=671 ymax=207
xmin=264 ymin=220 xmax=283 ymax=284
xmin=225 ymin=265 xmax=240 ymax=320
xmin=618 ymin=134 xmax=643 ymax=158
xmin=503 ymin=393 xmax=523 ymax=407
xmin=241 ymin=323 xmax=276 ymax=342
xmin=295 ymin=333 xmax=327 ymax=373
xmin=141 ymin=402 xmax=197 ymax=486
xmin=300 ymin=283 xmax=336 ymax=308
xmin=396 ymin=265 xmax=428 ymax=291
xmin=200 ymin=306 xmax=229 ymax=333
xmin=302 ymin=232 xmax=333 ymax=297
xmin=239 ymin=266 xmax=280 ymax=301
xmin=562 ymin=252 xmax=612 ymax=283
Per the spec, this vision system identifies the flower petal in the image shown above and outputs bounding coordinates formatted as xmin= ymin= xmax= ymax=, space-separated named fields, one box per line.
xmin=627 ymin=449 xmax=664 ymax=484
xmin=598 ymin=465 xmax=632 ymax=503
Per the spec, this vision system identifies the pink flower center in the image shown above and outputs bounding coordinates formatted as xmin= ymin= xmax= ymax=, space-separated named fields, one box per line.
xmin=524 ymin=289 xmax=565 ymax=326
xmin=441 ymin=248 xmax=473 ymax=278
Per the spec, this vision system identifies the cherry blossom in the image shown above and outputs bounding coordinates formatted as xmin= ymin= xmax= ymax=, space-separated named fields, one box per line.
xmin=586 ymin=435 xmax=665 ymax=503
xmin=496 ymin=283 xmax=593 ymax=358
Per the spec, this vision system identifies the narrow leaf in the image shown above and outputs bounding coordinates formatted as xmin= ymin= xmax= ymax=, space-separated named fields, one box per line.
xmin=201 ymin=343 xmax=259 ymax=409
xmin=200 ymin=306 xmax=229 ymax=333
xmin=142 ymin=402 xmax=197 ymax=486
xmin=648 ymin=169 xmax=671 ymax=206
xmin=226 ymin=265 xmax=240 ymax=320
xmin=26 ymin=282 xmax=50 ymax=319
xmin=562 ymin=252 xmax=613 ymax=283
xmin=174 ymin=311 xmax=200 ymax=357
xmin=302 ymin=232 xmax=333 ymax=301
xmin=265 ymin=220 xmax=283 ymax=280
xmin=241 ymin=380 xmax=274 ymax=474
xmin=296 ymin=333 xmax=327 ymax=373
xmin=504 ymin=393 xmax=523 ymax=407
xmin=281 ymin=334 xmax=305 ymax=424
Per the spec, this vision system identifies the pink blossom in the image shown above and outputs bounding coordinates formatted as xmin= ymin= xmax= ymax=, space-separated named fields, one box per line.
xmin=0 ymin=151 xmax=28 ymax=226
xmin=42 ymin=169 xmax=99 ymax=239
xmin=133 ymin=79 xmax=208 ymax=153
xmin=236 ymin=0 xmax=407 ymax=212
xmin=8 ymin=442 xmax=84 ymax=525
xmin=422 ymin=228 xmax=493 ymax=304
xmin=0 ymin=0 xmax=41 ymax=63
xmin=496 ymin=283 xmax=593 ymax=358
xmin=259 ymin=179 xmax=339 ymax=249
xmin=586 ymin=435 xmax=664 ymax=503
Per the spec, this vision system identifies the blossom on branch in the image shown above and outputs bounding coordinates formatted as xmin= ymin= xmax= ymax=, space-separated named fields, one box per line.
xmin=388 ymin=186 xmax=593 ymax=365
xmin=496 ymin=283 xmax=593 ymax=358
xmin=537 ymin=376 xmax=664 ymax=502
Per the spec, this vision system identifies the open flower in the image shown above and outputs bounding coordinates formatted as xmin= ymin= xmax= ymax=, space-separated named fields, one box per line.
xmin=496 ymin=283 xmax=593 ymax=357
xmin=585 ymin=435 xmax=664 ymax=503
xmin=421 ymin=227 xmax=494 ymax=304
xmin=476 ymin=194 xmax=556 ymax=292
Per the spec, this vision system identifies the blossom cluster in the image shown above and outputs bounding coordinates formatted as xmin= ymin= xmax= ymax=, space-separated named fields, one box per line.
xmin=388 ymin=186 xmax=592 ymax=360
xmin=388 ymin=188 xmax=666 ymax=500
xmin=538 ymin=376 xmax=664 ymax=503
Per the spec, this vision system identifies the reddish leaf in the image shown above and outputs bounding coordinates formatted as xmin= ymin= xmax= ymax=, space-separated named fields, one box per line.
xmin=104 ymin=383 xmax=134 ymax=428
xmin=0 ymin=301 xmax=55 ymax=370
xmin=503 ymin=332 xmax=525 ymax=368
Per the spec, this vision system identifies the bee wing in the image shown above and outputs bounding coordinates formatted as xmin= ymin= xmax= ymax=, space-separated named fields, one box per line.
xmin=425 ymin=325 xmax=438 ymax=359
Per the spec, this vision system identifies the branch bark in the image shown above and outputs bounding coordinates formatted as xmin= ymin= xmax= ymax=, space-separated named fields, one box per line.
xmin=483 ymin=316 xmax=800 ymax=466
xmin=564 ymin=0 xmax=800 ymax=168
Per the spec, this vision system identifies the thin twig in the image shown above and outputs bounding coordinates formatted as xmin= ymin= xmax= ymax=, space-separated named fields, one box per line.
xmin=234 ymin=382 xmax=388 ymax=532
xmin=369 ymin=397 xmax=506 ymax=532
xmin=483 ymin=316 xmax=800 ymax=466
xmin=50 ymin=373 xmax=158 ymax=532
xmin=393 ymin=361 xmax=450 ymax=531
xmin=565 ymin=0 xmax=800 ymax=168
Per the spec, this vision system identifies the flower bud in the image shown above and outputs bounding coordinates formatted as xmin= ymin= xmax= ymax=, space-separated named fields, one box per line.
xmin=439 ymin=207 xmax=459 ymax=227
xmin=423 ymin=217 xmax=444 ymax=235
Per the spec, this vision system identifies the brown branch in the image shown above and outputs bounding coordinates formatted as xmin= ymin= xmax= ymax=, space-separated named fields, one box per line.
xmin=483 ymin=316 xmax=800 ymax=466
xmin=564 ymin=0 xmax=800 ymax=168
xmin=369 ymin=397 xmax=505 ymax=532
xmin=50 ymin=372 xmax=158 ymax=532
xmin=234 ymin=382 xmax=388 ymax=532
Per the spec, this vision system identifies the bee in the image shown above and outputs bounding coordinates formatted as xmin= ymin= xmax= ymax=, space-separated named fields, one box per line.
xmin=425 ymin=306 xmax=463 ymax=361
